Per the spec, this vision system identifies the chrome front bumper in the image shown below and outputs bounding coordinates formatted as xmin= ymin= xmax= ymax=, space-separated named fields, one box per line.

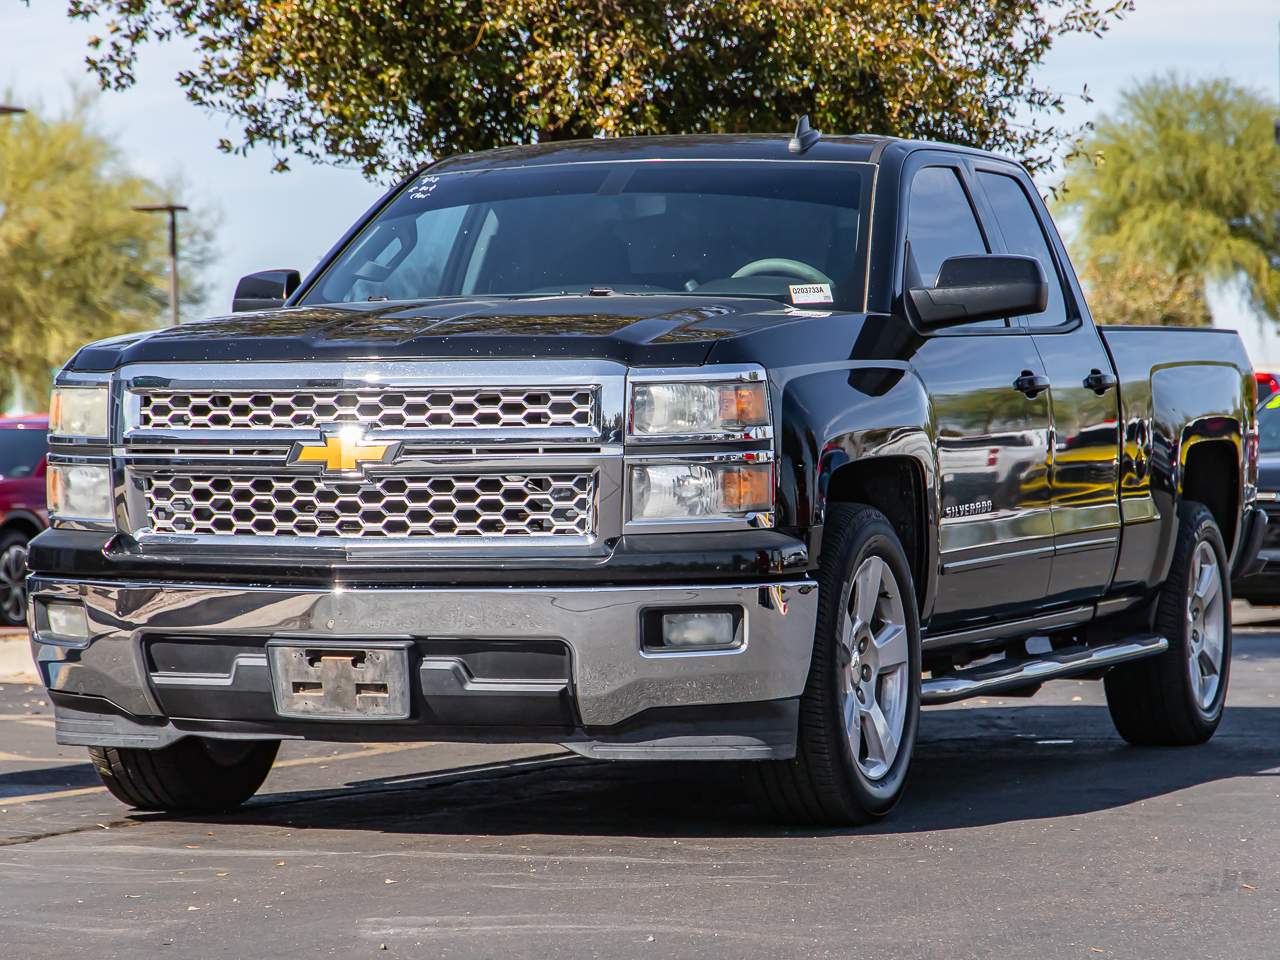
xmin=28 ymin=576 xmax=818 ymax=753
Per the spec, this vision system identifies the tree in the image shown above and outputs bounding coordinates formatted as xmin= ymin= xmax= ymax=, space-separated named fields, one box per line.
xmin=1060 ymin=75 xmax=1280 ymax=327
xmin=1076 ymin=257 xmax=1212 ymax=328
xmin=63 ymin=0 xmax=1131 ymax=179
xmin=0 ymin=102 xmax=213 ymax=409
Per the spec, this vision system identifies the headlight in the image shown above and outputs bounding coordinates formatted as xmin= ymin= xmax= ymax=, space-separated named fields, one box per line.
xmin=50 ymin=386 xmax=110 ymax=438
xmin=629 ymin=380 xmax=769 ymax=440
xmin=629 ymin=460 xmax=773 ymax=521
xmin=47 ymin=463 xmax=114 ymax=522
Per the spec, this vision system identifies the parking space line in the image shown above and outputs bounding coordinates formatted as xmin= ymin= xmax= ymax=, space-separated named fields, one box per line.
xmin=0 ymin=743 xmax=438 ymax=808
xmin=0 ymin=750 xmax=70 ymax=763
xmin=1 ymin=785 xmax=106 ymax=807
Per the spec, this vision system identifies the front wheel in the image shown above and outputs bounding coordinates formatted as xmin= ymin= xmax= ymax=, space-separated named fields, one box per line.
xmin=89 ymin=737 xmax=280 ymax=812
xmin=754 ymin=503 xmax=921 ymax=825
xmin=1105 ymin=501 xmax=1230 ymax=745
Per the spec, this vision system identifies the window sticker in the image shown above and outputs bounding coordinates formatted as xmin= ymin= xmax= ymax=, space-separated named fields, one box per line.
xmin=1266 ymin=393 xmax=1280 ymax=409
xmin=789 ymin=283 xmax=833 ymax=305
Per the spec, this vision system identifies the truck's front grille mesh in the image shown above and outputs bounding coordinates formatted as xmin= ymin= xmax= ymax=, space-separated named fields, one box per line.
xmin=137 ymin=387 xmax=596 ymax=431
xmin=145 ymin=472 xmax=596 ymax=539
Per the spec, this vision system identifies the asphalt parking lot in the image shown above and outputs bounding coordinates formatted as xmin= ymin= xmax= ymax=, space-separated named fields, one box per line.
xmin=2 ymin=610 xmax=1278 ymax=960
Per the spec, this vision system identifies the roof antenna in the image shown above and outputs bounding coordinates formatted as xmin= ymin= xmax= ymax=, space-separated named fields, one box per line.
xmin=788 ymin=114 xmax=822 ymax=154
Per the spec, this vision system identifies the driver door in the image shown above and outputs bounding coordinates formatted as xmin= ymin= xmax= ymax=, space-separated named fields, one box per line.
xmin=901 ymin=161 xmax=1055 ymax=633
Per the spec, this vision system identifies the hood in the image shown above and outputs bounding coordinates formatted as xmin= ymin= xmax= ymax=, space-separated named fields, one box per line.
xmin=66 ymin=295 xmax=843 ymax=371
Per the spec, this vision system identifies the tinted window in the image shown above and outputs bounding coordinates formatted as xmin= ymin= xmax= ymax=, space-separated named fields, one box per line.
xmin=306 ymin=162 xmax=870 ymax=311
xmin=905 ymin=167 xmax=1001 ymax=328
xmin=978 ymin=172 xmax=1069 ymax=328
xmin=906 ymin=167 xmax=989 ymax=287
xmin=0 ymin=429 xmax=46 ymax=478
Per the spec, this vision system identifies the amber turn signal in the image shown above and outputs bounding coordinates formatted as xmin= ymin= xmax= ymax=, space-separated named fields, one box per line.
xmin=717 ymin=383 xmax=769 ymax=427
xmin=719 ymin=462 xmax=773 ymax=513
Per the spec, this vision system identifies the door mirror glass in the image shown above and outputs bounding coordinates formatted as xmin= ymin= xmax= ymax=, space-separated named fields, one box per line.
xmin=232 ymin=269 xmax=301 ymax=313
xmin=908 ymin=254 xmax=1047 ymax=330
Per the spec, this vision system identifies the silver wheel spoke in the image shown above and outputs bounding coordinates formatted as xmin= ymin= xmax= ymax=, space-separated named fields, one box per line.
xmin=1194 ymin=562 xmax=1220 ymax=606
xmin=872 ymin=623 xmax=907 ymax=672
xmin=852 ymin=557 xmax=883 ymax=626
xmin=843 ymin=691 xmax=859 ymax=748
xmin=839 ymin=610 xmax=858 ymax=654
xmin=862 ymin=701 xmax=899 ymax=770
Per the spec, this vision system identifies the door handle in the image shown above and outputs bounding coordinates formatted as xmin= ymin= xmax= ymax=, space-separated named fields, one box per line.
xmin=1083 ymin=368 xmax=1118 ymax=395
xmin=1013 ymin=370 xmax=1050 ymax=399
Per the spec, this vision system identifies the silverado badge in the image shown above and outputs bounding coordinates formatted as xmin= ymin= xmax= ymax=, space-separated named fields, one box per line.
xmin=287 ymin=428 xmax=398 ymax=474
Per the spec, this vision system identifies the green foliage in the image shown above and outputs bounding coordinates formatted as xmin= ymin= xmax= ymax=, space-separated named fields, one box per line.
xmin=64 ymin=0 xmax=1131 ymax=179
xmin=1078 ymin=257 xmax=1212 ymax=327
xmin=1061 ymin=75 xmax=1280 ymax=325
xmin=0 ymin=102 xmax=213 ymax=410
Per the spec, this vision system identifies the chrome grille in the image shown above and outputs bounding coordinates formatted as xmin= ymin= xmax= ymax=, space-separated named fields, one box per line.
xmin=145 ymin=472 xmax=596 ymax=539
xmin=137 ymin=387 xmax=596 ymax=431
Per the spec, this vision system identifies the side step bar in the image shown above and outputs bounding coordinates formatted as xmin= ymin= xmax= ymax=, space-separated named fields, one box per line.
xmin=921 ymin=634 xmax=1169 ymax=705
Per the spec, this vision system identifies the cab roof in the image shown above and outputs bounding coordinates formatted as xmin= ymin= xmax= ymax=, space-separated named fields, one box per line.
xmin=425 ymin=132 xmax=1015 ymax=175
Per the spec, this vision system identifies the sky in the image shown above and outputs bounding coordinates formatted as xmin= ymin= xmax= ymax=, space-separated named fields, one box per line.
xmin=1 ymin=0 xmax=1278 ymax=359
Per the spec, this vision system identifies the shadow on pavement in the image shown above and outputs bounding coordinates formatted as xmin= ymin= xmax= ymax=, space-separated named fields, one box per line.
xmin=0 ymin=762 xmax=99 ymax=799
xmin=147 ymin=703 xmax=1280 ymax=840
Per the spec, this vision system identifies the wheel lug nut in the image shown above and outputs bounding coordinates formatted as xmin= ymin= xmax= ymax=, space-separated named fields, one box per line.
xmin=855 ymin=687 xmax=865 ymax=702
xmin=861 ymin=665 xmax=871 ymax=681
xmin=858 ymin=638 xmax=867 ymax=653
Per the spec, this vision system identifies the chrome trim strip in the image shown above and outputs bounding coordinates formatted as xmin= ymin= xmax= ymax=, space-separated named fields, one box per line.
xmin=939 ymin=543 xmax=1055 ymax=574
xmin=1053 ymin=535 xmax=1119 ymax=557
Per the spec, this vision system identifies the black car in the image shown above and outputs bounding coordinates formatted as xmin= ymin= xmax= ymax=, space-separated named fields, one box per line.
xmin=1234 ymin=397 xmax=1280 ymax=603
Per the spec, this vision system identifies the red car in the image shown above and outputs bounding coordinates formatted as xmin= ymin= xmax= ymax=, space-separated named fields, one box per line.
xmin=0 ymin=415 xmax=48 ymax=626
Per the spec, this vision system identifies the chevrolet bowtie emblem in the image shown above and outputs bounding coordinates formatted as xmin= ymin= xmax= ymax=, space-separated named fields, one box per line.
xmin=287 ymin=431 xmax=398 ymax=474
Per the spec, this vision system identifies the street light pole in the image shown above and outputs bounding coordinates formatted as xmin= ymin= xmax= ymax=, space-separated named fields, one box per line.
xmin=132 ymin=203 xmax=189 ymax=326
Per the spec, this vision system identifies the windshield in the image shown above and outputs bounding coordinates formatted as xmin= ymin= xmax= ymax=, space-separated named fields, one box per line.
xmin=0 ymin=428 xmax=46 ymax=478
xmin=304 ymin=160 xmax=871 ymax=311
xmin=1260 ymin=398 xmax=1280 ymax=453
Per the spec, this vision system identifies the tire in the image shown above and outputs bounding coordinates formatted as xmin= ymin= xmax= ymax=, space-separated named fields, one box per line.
xmin=0 ymin=530 xmax=30 ymax=627
xmin=1105 ymin=501 xmax=1230 ymax=745
xmin=89 ymin=737 xmax=280 ymax=812
xmin=753 ymin=502 xmax=921 ymax=825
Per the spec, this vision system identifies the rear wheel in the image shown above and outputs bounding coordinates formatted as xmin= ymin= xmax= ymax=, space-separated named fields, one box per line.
xmin=1105 ymin=501 xmax=1230 ymax=745
xmin=89 ymin=737 xmax=280 ymax=812
xmin=0 ymin=530 xmax=30 ymax=627
xmin=754 ymin=503 xmax=921 ymax=825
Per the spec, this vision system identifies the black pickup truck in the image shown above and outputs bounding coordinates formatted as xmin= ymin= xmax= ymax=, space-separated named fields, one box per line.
xmin=28 ymin=128 xmax=1265 ymax=825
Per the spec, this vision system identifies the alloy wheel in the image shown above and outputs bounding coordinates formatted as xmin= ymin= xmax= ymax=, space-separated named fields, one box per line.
xmin=0 ymin=542 xmax=28 ymax=624
xmin=838 ymin=555 xmax=910 ymax=781
xmin=1186 ymin=539 xmax=1225 ymax=711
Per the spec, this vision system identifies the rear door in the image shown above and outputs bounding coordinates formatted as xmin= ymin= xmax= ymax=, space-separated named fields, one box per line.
xmin=900 ymin=160 xmax=1055 ymax=632
xmin=972 ymin=165 xmax=1122 ymax=604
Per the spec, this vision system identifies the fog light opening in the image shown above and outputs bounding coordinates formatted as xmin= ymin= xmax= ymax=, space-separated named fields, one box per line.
xmin=42 ymin=600 xmax=90 ymax=643
xmin=644 ymin=607 xmax=743 ymax=652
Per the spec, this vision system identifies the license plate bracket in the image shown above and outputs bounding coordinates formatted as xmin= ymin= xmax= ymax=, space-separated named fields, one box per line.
xmin=267 ymin=640 xmax=412 ymax=720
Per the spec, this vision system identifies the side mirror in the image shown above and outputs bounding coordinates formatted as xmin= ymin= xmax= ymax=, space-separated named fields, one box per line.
xmin=232 ymin=269 xmax=301 ymax=313
xmin=908 ymin=255 xmax=1047 ymax=329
